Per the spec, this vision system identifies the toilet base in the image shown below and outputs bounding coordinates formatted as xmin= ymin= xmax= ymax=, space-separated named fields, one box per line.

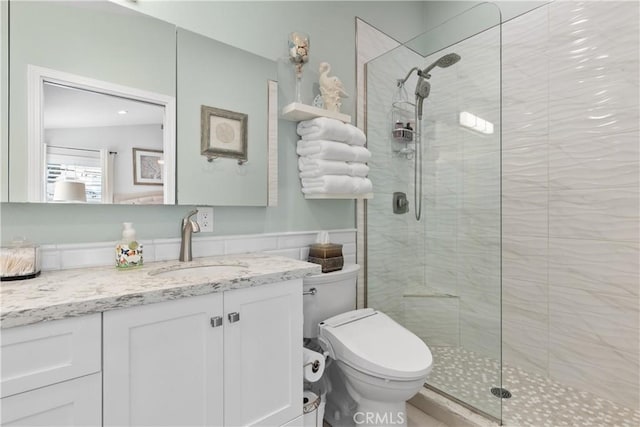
xmin=323 ymin=362 xmax=409 ymax=427
xmin=324 ymin=395 xmax=407 ymax=427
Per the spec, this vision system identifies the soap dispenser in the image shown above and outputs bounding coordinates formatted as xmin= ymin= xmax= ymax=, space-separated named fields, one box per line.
xmin=115 ymin=222 xmax=143 ymax=269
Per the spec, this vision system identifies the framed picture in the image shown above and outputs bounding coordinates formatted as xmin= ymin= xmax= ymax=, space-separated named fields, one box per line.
xmin=133 ymin=148 xmax=164 ymax=186
xmin=201 ymin=105 xmax=248 ymax=161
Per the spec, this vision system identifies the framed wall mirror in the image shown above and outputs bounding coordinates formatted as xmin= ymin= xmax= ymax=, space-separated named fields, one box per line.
xmin=5 ymin=0 xmax=278 ymax=207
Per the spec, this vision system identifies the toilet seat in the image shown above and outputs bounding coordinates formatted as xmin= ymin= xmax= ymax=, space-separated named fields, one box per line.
xmin=319 ymin=309 xmax=432 ymax=382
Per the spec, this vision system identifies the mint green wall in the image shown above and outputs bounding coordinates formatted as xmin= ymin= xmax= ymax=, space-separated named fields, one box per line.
xmin=0 ymin=1 xmax=423 ymax=244
xmin=1 ymin=1 xmax=426 ymax=245
xmin=113 ymin=1 xmax=428 ymax=115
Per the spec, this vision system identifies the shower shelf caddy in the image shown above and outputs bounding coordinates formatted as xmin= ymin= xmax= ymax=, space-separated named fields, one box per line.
xmin=390 ymin=99 xmax=416 ymax=159
xmin=281 ymin=102 xmax=372 ymax=200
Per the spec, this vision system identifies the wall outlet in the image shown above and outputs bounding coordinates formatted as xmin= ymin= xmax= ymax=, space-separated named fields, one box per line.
xmin=196 ymin=207 xmax=214 ymax=233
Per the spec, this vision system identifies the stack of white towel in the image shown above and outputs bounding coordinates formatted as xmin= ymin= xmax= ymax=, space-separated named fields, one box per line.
xmin=296 ymin=117 xmax=373 ymax=195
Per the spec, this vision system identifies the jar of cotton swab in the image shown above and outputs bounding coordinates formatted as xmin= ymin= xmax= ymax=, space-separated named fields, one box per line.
xmin=0 ymin=239 xmax=41 ymax=281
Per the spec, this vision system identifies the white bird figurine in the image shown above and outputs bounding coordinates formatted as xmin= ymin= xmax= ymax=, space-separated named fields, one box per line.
xmin=319 ymin=62 xmax=349 ymax=112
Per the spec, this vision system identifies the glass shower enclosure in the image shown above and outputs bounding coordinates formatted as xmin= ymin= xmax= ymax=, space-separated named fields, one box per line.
xmin=365 ymin=3 xmax=502 ymax=420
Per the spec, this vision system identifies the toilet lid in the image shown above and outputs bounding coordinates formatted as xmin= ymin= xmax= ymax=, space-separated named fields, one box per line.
xmin=319 ymin=309 xmax=432 ymax=381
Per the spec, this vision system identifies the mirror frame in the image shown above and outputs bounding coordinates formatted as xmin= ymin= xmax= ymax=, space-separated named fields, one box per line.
xmin=27 ymin=65 xmax=176 ymax=204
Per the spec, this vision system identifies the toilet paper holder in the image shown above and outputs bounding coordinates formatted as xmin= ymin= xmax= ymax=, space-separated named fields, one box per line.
xmin=304 ymin=360 xmax=320 ymax=374
xmin=303 ymin=348 xmax=328 ymax=373
xmin=305 ymin=359 xmax=321 ymax=373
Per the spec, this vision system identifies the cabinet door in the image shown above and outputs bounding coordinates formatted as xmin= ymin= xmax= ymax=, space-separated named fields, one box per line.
xmin=1 ymin=373 xmax=101 ymax=426
xmin=103 ymin=293 xmax=224 ymax=427
xmin=224 ymin=279 xmax=303 ymax=426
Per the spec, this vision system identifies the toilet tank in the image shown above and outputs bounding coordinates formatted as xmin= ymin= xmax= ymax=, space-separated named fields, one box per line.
xmin=303 ymin=264 xmax=360 ymax=339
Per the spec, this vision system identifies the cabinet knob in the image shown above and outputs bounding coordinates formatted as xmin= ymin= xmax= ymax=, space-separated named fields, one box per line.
xmin=210 ymin=316 xmax=223 ymax=328
xmin=228 ymin=312 xmax=240 ymax=323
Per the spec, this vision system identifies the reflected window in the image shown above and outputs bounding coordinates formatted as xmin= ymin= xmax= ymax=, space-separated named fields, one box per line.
xmin=46 ymin=146 xmax=106 ymax=203
xmin=43 ymin=81 xmax=165 ymax=204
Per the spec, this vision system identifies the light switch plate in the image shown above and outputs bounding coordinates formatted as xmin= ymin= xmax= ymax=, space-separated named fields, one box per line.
xmin=196 ymin=207 xmax=214 ymax=232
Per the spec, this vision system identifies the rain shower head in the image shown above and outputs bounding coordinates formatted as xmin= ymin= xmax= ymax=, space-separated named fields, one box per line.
xmin=396 ymin=52 xmax=461 ymax=120
xmin=415 ymin=52 xmax=461 ymax=119
xmin=397 ymin=52 xmax=461 ymax=87
xmin=419 ymin=53 xmax=461 ymax=79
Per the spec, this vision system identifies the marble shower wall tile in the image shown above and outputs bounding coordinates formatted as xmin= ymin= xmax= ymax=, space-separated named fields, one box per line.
xmin=501 ymin=0 xmax=640 ymax=410
xmin=548 ymin=237 xmax=639 ymax=298
xmin=401 ymin=295 xmax=460 ymax=347
xmin=503 ymin=236 xmax=548 ymax=285
xmin=502 ymin=190 xmax=548 ymax=237
xmin=548 ymin=337 xmax=640 ymax=410
xmin=502 ymin=287 xmax=548 ymax=375
xmin=548 ymin=187 xmax=639 ymax=241
xmin=502 ymin=144 xmax=548 ymax=193
xmin=549 ymin=132 xmax=640 ymax=190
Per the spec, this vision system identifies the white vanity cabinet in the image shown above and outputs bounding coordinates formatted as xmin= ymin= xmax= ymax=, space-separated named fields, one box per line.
xmin=0 ymin=314 xmax=102 ymax=426
xmin=103 ymin=278 xmax=303 ymax=427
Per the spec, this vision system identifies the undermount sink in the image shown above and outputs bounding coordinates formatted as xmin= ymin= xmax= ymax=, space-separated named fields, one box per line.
xmin=149 ymin=263 xmax=248 ymax=278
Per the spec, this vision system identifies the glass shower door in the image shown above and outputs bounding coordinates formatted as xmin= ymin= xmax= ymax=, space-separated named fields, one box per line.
xmin=365 ymin=3 xmax=502 ymax=420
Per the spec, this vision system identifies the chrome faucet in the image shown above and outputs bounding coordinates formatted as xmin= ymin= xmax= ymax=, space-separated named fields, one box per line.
xmin=179 ymin=210 xmax=200 ymax=262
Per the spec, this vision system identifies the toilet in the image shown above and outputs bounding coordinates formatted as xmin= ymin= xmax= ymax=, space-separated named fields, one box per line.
xmin=303 ymin=264 xmax=432 ymax=427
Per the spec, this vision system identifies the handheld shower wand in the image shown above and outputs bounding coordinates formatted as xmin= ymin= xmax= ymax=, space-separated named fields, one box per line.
xmin=397 ymin=52 xmax=461 ymax=221
xmin=415 ymin=78 xmax=431 ymax=120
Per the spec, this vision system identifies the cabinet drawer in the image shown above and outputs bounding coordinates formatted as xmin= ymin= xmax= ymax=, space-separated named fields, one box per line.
xmin=1 ymin=373 xmax=102 ymax=426
xmin=0 ymin=314 xmax=101 ymax=398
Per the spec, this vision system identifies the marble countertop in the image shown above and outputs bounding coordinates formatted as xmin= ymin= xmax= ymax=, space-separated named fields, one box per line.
xmin=0 ymin=253 xmax=321 ymax=329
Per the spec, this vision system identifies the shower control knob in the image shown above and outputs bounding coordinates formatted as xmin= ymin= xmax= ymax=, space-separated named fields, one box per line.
xmin=393 ymin=192 xmax=409 ymax=214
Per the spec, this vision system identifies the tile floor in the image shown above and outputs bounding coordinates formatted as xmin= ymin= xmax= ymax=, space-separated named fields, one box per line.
xmin=427 ymin=347 xmax=640 ymax=427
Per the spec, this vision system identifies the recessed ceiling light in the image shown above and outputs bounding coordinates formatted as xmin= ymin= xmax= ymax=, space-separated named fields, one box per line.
xmin=117 ymin=110 xmax=128 ymax=115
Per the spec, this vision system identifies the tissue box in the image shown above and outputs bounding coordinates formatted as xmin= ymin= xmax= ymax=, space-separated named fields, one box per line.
xmin=308 ymin=256 xmax=344 ymax=273
xmin=308 ymin=243 xmax=343 ymax=259
xmin=0 ymin=243 xmax=41 ymax=281
xmin=308 ymin=243 xmax=344 ymax=273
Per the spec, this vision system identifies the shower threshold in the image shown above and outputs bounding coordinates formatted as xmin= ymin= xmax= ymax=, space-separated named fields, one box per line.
xmin=423 ymin=383 xmax=502 ymax=425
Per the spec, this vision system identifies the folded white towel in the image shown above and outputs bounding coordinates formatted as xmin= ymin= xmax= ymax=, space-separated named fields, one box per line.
xmin=298 ymin=158 xmax=369 ymax=178
xmin=296 ymin=140 xmax=372 ymax=162
xmin=300 ymin=175 xmax=373 ymax=194
xmin=297 ymin=117 xmax=366 ymax=146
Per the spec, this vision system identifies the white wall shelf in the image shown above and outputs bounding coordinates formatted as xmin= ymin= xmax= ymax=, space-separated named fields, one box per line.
xmin=304 ymin=193 xmax=372 ymax=200
xmin=281 ymin=102 xmax=351 ymax=124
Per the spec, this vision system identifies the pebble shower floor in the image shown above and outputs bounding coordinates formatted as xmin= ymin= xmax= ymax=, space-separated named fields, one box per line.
xmin=428 ymin=347 xmax=640 ymax=427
